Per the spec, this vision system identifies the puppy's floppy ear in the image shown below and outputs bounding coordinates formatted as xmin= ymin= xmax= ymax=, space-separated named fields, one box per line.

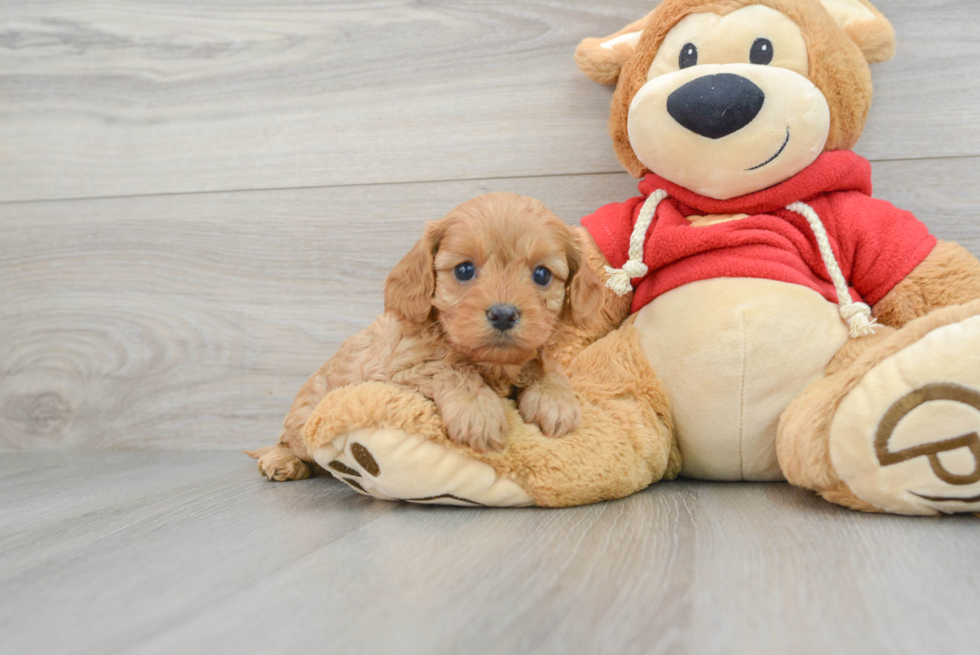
xmin=562 ymin=230 xmax=606 ymax=328
xmin=384 ymin=220 xmax=445 ymax=325
xmin=574 ymin=8 xmax=657 ymax=86
xmin=820 ymin=0 xmax=895 ymax=63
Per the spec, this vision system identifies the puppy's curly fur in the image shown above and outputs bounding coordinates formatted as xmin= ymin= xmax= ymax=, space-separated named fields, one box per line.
xmin=248 ymin=192 xmax=606 ymax=481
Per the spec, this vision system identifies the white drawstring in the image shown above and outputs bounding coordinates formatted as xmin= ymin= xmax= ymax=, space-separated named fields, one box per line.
xmin=602 ymin=192 xmax=876 ymax=338
xmin=604 ymin=189 xmax=667 ymax=296
xmin=785 ymin=201 xmax=876 ymax=338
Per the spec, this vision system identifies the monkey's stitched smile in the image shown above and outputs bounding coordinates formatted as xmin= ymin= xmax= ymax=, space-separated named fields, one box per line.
xmin=747 ymin=127 xmax=791 ymax=171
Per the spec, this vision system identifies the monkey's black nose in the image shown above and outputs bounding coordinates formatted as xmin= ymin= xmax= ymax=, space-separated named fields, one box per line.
xmin=487 ymin=305 xmax=520 ymax=331
xmin=667 ymin=73 xmax=765 ymax=139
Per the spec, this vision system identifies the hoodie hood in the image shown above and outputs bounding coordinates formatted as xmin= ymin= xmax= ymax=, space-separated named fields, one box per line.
xmin=637 ymin=150 xmax=873 ymax=215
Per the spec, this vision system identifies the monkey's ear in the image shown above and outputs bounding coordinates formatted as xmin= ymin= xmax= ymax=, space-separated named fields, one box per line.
xmin=384 ymin=220 xmax=445 ymax=325
xmin=574 ymin=8 xmax=659 ymax=85
xmin=820 ymin=0 xmax=896 ymax=63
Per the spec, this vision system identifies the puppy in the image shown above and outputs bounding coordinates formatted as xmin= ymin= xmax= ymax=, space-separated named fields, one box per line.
xmin=248 ymin=192 xmax=605 ymax=481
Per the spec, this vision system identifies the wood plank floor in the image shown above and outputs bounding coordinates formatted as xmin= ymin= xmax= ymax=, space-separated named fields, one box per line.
xmin=2 ymin=0 xmax=979 ymax=203
xmin=3 ymin=159 xmax=980 ymax=451
xmin=2 ymin=2 xmax=979 ymax=652
xmin=0 ymin=452 xmax=976 ymax=655
xmin=3 ymin=0 xmax=980 ymax=451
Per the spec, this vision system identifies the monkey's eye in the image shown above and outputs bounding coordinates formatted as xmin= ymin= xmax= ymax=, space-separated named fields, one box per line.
xmin=750 ymin=38 xmax=773 ymax=65
xmin=679 ymin=43 xmax=698 ymax=69
xmin=453 ymin=262 xmax=476 ymax=281
xmin=532 ymin=266 xmax=552 ymax=286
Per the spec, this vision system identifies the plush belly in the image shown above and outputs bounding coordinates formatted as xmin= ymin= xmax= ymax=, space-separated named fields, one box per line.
xmin=633 ymin=278 xmax=850 ymax=481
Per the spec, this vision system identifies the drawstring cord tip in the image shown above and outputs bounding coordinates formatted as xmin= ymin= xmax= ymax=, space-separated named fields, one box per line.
xmin=840 ymin=302 xmax=877 ymax=338
xmin=604 ymin=260 xmax=648 ymax=296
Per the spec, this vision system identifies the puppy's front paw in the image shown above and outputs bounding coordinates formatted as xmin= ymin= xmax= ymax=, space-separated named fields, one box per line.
xmin=440 ymin=389 xmax=509 ymax=452
xmin=519 ymin=382 xmax=582 ymax=438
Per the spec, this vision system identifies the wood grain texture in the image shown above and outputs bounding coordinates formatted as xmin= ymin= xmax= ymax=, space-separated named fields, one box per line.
xmin=0 ymin=452 xmax=976 ymax=655
xmin=0 ymin=0 xmax=978 ymax=202
xmin=3 ymin=158 xmax=980 ymax=451
xmin=2 ymin=4 xmax=978 ymax=652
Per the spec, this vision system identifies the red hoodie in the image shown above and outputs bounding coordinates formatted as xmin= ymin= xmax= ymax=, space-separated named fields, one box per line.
xmin=581 ymin=151 xmax=936 ymax=314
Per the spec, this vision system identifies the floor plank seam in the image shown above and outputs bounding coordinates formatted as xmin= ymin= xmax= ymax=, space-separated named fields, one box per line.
xmin=4 ymin=153 xmax=977 ymax=207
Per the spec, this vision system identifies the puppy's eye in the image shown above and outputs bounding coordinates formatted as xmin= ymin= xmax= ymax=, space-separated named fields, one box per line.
xmin=750 ymin=38 xmax=773 ymax=65
xmin=532 ymin=266 xmax=552 ymax=287
xmin=679 ymin=43 xmax=698 ymax=69
xmin=453 ymin=262 xmax=475 ymax=281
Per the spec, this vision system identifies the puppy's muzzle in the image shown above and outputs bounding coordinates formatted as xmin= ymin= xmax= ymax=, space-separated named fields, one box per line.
xmin=667 ymin=73 xmax=765 ymax=139
xmin=487 ymin=304 xmax=520 ymax=332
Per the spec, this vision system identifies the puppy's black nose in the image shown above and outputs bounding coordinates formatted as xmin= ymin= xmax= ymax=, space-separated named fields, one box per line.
xmin=666 ymin=73 xmax=765 ymax=139
xmin=487 ymin=304 xmax=520 ymax=331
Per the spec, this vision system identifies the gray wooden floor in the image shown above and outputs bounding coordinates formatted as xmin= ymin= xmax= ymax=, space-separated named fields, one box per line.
xmin=2 ymin=1 xmax=980 ymax=653
xmin=3 ymin=0 xmax=980 ymax=451
xmin=1 ymin=452 xmax=977 ymax=655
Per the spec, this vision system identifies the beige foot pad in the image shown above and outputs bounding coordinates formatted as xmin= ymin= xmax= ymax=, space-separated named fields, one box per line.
xmin=309 ymin=428 xmax=534 ymax=507
xmin=301 ymin=323 xmax=676 ymax=508
xmin=830 ymin=314 xmax=980 ymax=515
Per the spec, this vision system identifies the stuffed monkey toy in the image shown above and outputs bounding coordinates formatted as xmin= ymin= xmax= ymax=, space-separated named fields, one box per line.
xmin=571 ymin=0 xmax=980 ymax=515
xmin=265 ymin=0 xmax=980 ymax=516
